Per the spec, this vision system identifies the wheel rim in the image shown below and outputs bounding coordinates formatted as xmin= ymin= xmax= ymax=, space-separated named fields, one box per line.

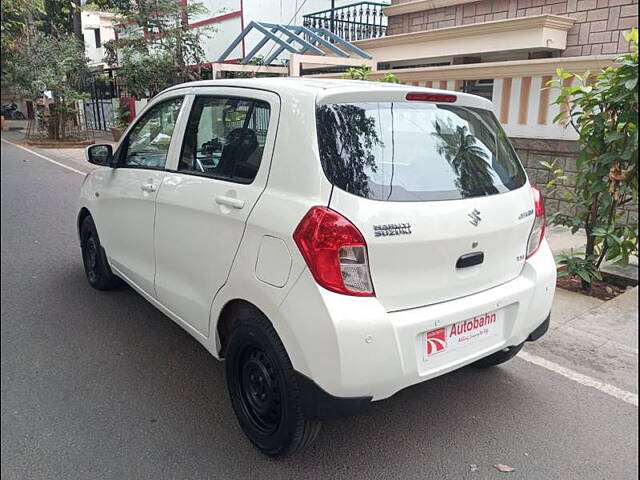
xmin=237 ymin=345 xmax=282 ymax=435
xmin=84 ymin=235 xmax=99 ymax=283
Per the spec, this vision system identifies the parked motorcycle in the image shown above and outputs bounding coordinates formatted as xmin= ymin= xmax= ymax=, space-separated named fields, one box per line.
xmin=1 ymin=103 xmax=26 ymax=120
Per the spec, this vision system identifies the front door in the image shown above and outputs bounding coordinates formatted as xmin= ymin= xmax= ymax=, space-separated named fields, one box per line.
xmin=93 ymin=96 xmax=185 ymax=295
xmin=154 ymin=91 xmax=279 ymax=336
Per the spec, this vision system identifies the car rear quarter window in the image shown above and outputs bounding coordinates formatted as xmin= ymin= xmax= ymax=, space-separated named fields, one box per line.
xmin=316 ymin=102 xmax=526 ymax=201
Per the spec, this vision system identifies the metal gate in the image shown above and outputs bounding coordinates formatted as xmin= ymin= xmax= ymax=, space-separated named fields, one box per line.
xmin=81 ymin=70 xmax=125 ymax=131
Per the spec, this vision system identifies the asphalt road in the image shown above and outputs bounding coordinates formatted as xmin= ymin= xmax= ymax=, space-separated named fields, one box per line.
xmin=1 ymin=139 xmax=638 ymax=480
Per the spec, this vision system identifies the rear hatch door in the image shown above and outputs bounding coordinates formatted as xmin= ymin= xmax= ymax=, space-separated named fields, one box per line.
xmin=317 ymin=92 xmax=534 ymax=312
xmin=329 ymin=187 xmax=534 ymax=312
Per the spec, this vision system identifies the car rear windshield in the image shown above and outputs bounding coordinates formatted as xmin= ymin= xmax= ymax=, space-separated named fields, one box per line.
xmin=316 ymin=102 xmax=527 ymax=201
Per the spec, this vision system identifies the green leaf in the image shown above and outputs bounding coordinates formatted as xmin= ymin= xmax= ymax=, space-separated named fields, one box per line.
xmin=605 ymin=131 xmax=626 ymax=143
xmin=576 ymin=270 xmax=592 ymax=283
xmin=625 ymin=28 xmax=638 ymax=44
xmin=608 ymin=253 xmax=624 ymax=263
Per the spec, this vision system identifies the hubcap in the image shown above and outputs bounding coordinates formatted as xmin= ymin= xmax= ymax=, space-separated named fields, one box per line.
xmin=238 ymin=346 xmax=281 ymax=434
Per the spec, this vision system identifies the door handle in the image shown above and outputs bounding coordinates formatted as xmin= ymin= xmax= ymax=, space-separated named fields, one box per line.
xmin=215 ymin=196 xmax=245 ymax=209
xmin=140 ymin=183 xmax=158 ymax=193
xmin=456 ymin=252 xmax=484 ymax=269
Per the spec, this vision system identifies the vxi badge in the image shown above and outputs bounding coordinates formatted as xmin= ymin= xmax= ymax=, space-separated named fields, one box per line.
xmin=373 ymin=222 xmax=412 ymax=237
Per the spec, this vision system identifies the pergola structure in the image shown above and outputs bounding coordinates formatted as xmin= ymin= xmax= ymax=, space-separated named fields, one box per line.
xmin=216 ymin=21 xmax=375 ymax=77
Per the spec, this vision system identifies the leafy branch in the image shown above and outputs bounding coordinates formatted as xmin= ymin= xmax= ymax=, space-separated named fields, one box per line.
xmin=544 ymin=29 xmax=638 ymax=289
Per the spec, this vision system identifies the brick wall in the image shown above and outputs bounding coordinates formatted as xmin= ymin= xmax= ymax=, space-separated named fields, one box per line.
xmin=387 ymin=0 xmax=638 ymax=56
xmin=512 ymin=137 xmax=638 ymax=226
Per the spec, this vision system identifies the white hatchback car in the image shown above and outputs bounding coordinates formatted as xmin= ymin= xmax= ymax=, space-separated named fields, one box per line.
xmin=78 ymin=78 xmax=556 ymax=456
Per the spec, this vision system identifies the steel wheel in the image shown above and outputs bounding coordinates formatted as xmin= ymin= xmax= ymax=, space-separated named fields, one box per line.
xmin=83 ymin=234 xmax=99 ymax=284
xmin=237 ymin=345 xmax=282 ymax=435
xmin=79 ymin=215 xmax=122 ymax=290
xmin=225 ymin=315 xmax=322 ymax=456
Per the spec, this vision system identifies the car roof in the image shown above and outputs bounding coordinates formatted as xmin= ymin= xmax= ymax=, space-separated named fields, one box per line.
xmin=165 ymin=77 xmax=404 ymax=93
xmin=161 ymin=77 xmax=494 ymax=110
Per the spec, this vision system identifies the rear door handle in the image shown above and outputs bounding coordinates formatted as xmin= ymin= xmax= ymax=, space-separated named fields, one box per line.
xmin=215 ymin=196 xmax=245 ymax=209
xmin=140 ymin=183 xmax=158 ymax=193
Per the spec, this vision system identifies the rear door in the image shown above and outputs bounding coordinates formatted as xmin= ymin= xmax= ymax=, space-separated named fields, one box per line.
xmin=154 ymin=89 xmax=279 ymax=337
xmin=317 ymin=97 xmax=535 ymax=312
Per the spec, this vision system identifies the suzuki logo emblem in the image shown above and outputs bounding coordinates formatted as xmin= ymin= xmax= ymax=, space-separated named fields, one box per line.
xmin=468 ymin=209 xmax=482 ymax=227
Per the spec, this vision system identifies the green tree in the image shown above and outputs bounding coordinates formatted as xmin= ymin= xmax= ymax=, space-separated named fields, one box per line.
xmin=545 ymin=29 xmax=638 ymax=289
xmin=104 ymin=0 xmax=214 ymax=97
xmin=118 ymin=52 xmax=176 ymax=98
xmin=7 ymin=31 xmax=90 ymax=139
xmin=341 ymin=65 xmax=399 ymax=83
xmin=87 ymin=0 xmax=134 ymax=13
xmin=39 ymin=0 xmax=83 ymax=40
xmin=0 ymin=0 xmax=44 ymax=81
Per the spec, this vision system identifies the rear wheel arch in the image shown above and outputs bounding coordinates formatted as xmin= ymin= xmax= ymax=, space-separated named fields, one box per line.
xmin=216 ymin=299 xmax=268 ymax=358
xmin=212 ymin=294 xmax=311 ymax=378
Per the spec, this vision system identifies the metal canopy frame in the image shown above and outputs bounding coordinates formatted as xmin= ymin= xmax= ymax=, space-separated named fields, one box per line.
xmin=218 ymin=21 xmax=372 ymax=64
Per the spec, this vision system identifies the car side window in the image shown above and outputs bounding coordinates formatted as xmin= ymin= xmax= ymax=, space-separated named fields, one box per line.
xmin=179 ymin=96 xmax=271 ymax=184
xmin=120 ymin=97 xmax=184 ymax=169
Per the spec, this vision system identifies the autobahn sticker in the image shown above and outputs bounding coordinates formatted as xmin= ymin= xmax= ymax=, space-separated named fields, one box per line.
xmin=424 ymin=312 xmax=500 ymax=360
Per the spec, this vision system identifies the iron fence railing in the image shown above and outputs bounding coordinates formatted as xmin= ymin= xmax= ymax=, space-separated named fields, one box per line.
xmin=78 ymin=69 xmax=126 ymax=131
xmin=302 ymin=1 xmax=389 ymax=42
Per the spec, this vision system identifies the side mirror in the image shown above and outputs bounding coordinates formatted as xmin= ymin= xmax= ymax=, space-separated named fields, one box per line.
xmin=86 ymin=144 xmax=113 ymax=166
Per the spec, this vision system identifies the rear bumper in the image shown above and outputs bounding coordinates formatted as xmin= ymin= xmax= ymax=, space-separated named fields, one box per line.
xmin=278 ymin=239 xmax=556 ymax=402
xmin=295 ymin=313 xmax=551 ymax=420
xmin=528 ymin=314 xmax=550 ymax=342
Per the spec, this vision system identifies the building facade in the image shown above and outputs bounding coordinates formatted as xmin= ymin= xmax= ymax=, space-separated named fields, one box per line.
xmin=386 ymin=0 xmax=637 ymax=57
xmin=187 ymin=0 xmax=363 ymax=63
xmin=80 ymin=1 xmax=363 ymax=67
xmin=81 ymin=8 xmax=117 ymax=67
xmin=344 ymin=0 xmax=637 ymax=141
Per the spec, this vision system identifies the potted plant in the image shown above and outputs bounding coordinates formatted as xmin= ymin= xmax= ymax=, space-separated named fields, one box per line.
xmin=111 ymin=100 xmax=130 ymax=141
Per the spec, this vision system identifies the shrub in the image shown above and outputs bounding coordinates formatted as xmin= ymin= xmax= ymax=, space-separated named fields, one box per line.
xmin=545 ymin=29 xmax=638 ymax=289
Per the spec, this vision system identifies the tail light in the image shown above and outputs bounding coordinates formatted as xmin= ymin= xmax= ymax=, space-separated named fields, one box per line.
xmin=526 ymin=186 xmax=546 ymax=259
xmin=293 ymin=206 xmax=374 ymax=296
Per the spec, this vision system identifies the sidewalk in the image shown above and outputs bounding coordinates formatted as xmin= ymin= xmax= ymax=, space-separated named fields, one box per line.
xmin=1 ymin=122 xmax=115 ymax=173
xmin=525 ymin=286 xmax=638 ymax=393
xmin=531 ymin=224 xmax=638 ymax=396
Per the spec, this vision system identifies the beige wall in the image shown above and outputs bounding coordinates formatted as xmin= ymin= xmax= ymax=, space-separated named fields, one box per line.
xmin=387 ymin=0 xmax=638 ymax=56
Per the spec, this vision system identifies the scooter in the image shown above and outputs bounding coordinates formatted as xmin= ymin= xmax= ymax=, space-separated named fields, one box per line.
xmin=1 ymin=103 xmax=26 ymax=120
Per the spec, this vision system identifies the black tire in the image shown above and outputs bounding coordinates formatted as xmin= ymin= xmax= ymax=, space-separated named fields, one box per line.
xmin=13 ymin=111 xmax=25 ymax=120
xmin=472 ymin=343 xmax=524 ymax=368
xmin=225 ymin=314 xmax=322 ymax=457
xmin=80 ymin=216 xmax=122 ymax=290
